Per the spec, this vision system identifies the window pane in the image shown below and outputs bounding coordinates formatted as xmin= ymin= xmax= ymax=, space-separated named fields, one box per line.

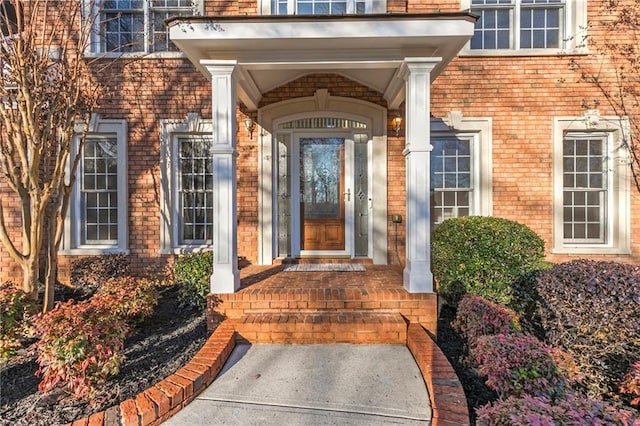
xmin=101 ymin=0 xmax=196 ymax=53
xmin=298 ymin=3 xmax=313 ymax=13
xmin=473 ymin=0 xmax=563 ymax=50
xmin=472 ymin=9 xmax=511 ymax=50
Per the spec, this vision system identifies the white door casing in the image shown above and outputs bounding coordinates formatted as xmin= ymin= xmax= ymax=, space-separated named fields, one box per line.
xmin=258 ymin=90 xmax=388 ymax=264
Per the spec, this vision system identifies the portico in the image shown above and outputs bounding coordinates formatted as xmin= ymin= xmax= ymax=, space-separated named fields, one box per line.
xmin=168 ymin=13 xmax=476 ymax=294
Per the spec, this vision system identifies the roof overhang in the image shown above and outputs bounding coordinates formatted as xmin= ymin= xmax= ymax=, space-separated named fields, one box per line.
xmin=168 ymin=14 xmax=476 ymax=111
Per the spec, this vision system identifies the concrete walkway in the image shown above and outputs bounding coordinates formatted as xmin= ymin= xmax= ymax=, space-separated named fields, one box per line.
xmin=164 ymin=344 xmax=432 ymax=425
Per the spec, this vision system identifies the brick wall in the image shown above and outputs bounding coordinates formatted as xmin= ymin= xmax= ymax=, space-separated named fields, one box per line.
xmin=0 ymin=0 xmax=638 ymax=286
xmin=431 ymin=1 xmax=640 ymax=264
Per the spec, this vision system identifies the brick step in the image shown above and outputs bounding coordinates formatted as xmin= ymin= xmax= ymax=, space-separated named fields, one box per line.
xmin=234 ymin=311 xmax=407 ymax=344
xmin=211 ymin=288 xmax=437 ymax=329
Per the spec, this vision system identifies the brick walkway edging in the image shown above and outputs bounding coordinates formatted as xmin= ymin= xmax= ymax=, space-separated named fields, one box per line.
xmin=67 ymin=319 xmax=238 ymax=426
xmin=68 ymin=320 xmax=470 ymax=426
xmin=407 ymin=323 xmax=471 ymax=426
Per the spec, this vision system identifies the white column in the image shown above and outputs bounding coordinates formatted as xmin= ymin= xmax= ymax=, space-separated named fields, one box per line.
xmin=202 ymin=60 xmax=240 ymax=294
xmin=402 ymin=58 xmax=441 ymax=293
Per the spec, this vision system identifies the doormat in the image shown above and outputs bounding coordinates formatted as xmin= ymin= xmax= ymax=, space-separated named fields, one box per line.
xmin=283 ymin=264 xmax=366 ymax=272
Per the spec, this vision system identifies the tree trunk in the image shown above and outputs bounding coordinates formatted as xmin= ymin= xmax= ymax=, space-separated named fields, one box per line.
xmin=21 ymin=255 xmax=39 ymax=301
xmin=43 ymin=217 xmax=56 ymax=313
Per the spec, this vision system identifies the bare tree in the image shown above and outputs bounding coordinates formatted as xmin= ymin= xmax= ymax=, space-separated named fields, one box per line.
xmin=569 ymin=0 xmax=640 ymax=193
xmin=0 ymin=0 xmax=105 ymax=311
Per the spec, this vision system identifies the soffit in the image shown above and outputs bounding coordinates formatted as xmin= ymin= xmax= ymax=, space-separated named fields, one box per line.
xmin=168 ymin=14 xmax=476 ymax=110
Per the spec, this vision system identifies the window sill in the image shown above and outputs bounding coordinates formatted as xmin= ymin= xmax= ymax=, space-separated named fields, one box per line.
xmin=459 ymin=47 xmax=590 ymax=58
xmin=83 ymin=51 xmax=187 ymax=60
xmin=158 ymin=246 xmax=213 ymax=255
xmin=550 ymin=246 xmax=631 ymax=256
xmin=59 ymin=247 xmax=130 ymax=256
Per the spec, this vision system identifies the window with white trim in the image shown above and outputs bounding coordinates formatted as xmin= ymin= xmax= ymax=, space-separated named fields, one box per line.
xmin=159 ymin=116 xmax=214 ymax=253
xmin=92 ymin=0 xmax=201 ymax=54
xmin=553 ymin=114 xmax=630 ymax=254
xmin=430 ymin=136 xmax=474 ymax=224
xmin=63 ymin=119 xmax=128 ymax=254
xmin=430 ymin=114 xmax=493 ymax=226
xmin=177 ymin=136 xmax=214 ymax=244
xmin=462 ymin=0 xmax=586 ymax=53
xmin=264 ymin=0 xmax=384 ymax=15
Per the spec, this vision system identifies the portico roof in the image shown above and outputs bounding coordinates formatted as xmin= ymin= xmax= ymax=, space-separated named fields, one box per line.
xmin=168 ymin=14 xmax=476 ymax=111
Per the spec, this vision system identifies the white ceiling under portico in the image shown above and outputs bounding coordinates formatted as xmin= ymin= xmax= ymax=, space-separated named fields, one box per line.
xmin=168 ymin=14 xmax=476 ymax=111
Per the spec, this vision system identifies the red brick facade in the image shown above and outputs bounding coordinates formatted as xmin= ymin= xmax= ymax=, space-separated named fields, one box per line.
xmin=0 ymin=0 xmax=638 ymax=285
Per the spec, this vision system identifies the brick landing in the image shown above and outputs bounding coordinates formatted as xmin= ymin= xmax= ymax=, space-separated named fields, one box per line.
xmin=207 ymin=264 xmax=439 ymax=335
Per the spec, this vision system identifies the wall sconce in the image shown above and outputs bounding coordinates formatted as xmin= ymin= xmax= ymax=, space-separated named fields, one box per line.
xmin=391 ymin=116 xmax=403 ymax=137
xmin=244 ymin=116 xmax=256 ymax=139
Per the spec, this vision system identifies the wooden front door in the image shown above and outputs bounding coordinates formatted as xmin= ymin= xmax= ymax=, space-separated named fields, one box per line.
xmin=299 ymin=137 xmax=345 ymax=251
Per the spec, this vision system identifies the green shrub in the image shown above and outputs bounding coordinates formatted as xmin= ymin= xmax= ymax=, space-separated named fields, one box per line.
xmin=0 ymin=282 xmax=34 ymax=360
xmin=432 ymin=216 xmax=546 ymax=306
xmin=173 ymin=251 xmax=213 ymax=310
xmin=34 ymin=300 xmax=129 ymax=399
xmin=535 ymin=259 xmax=640 ymax=399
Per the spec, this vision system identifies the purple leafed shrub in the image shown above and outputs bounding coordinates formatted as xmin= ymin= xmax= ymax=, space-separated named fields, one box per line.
xmin=451 ymin=294 xmax=522 ymax=348
xmin=535 ymin=259 xmax=640 ymax=398
xmin=476 ymin=392 xmax=639 ymax=426
xmin=471 ymin=333 xmax=582 ymax=399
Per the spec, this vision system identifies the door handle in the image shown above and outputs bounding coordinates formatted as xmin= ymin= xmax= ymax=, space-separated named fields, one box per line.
xmin=344 ymin=188 xmax=351 ymax=201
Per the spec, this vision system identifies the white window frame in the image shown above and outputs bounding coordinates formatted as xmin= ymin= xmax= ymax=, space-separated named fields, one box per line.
xmin=431 ymin=113 xmax=493 ymax=224
xmin=258 ymin=0 xmax=385 ymax=15
xmin=430 ymin=134 xmax=476 ymax=225
xmin=552 ymin=113 xmax=631 ymax=254
xmin=159 ymin=115 xmax=214 ymax=254
xmin=62 ymin=118 xmax=128 ymax=255
xmin=460 ymin=0 xmax=588 ymax=56
xmin=85 ymin=0 xmax=203 ymax=57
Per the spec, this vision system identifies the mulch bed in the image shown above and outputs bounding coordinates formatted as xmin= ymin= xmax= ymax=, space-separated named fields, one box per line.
xmin=1 ymin=283 xmax=492 ymax=426
xmin=437 ymin=305 xmax=498 ymax=424
xmin=0 ymin=285 xmax=210 ymax=426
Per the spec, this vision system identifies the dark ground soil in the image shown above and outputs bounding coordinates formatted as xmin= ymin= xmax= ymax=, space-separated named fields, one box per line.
xmin=0 ymin=284 xmax=210 ymax=426
xmin=437 ymin=305 xmax=498 ymax=424
xmin=0 ymin=286 xmax=492 ymax=426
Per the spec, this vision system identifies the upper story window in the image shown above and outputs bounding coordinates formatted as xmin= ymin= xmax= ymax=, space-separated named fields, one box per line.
xmin=464 ymin=0 xmax=585 ymax=53
xmin=264 ymin=0 xmax=383 ymax=15
xmin=94 ymin=0 xmax=201 ymax=54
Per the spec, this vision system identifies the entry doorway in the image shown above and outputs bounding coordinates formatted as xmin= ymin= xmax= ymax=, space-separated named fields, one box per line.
xmin=258 ymin=96 xmax=389 ymax=266
xmin=274 ymin=128 xmax=368 ymax=259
